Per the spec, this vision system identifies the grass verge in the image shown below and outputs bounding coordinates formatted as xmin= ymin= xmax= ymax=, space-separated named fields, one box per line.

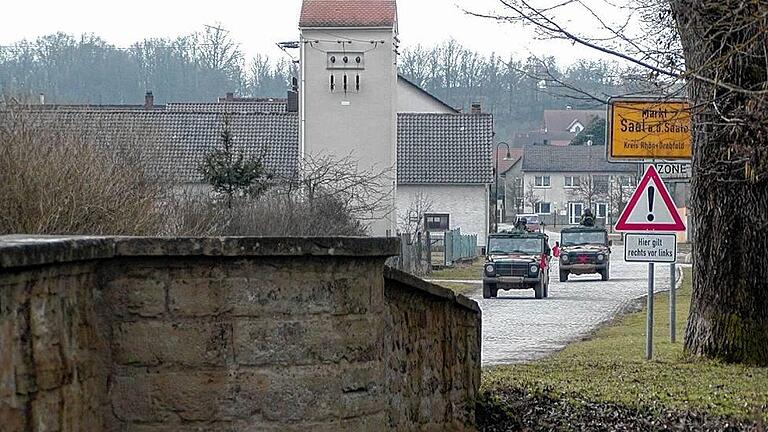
xmin=481 ymin=268 xmax=768 ymax=424
xmin=433 ymin=281 xmax=479 ymax=296
xmin=430 ymin=257 xmax=484 ymax=281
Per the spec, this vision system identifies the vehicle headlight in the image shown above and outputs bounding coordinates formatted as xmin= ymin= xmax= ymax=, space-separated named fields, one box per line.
xmin=561 ymin=254 xmax=569 ymax=262
xmin=529 ymin=264 xmax=539 ymax=274
xmin=597 ymin=254 xmax=605 ymax=261
xmin=485 ymin=263 xmax=495 ymax=275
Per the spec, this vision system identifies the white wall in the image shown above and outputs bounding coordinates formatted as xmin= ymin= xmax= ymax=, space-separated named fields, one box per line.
xmin=397 ymin=78 xmax=455 ymax=113
xmin=522 ymin=172 xmax=633 ymax=224
xmin=300 ymin=27 xmax=398 ymax=236
xmin=397 ymin=184 xmax=489 ymax=245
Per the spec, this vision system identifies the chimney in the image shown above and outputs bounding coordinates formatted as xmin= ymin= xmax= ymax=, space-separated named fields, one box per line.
xmin=287 ymin=90 xmax=299 ymax=113
xmin=287 ymin=77 xmax=299 ymax=112
xmin=226 ymin=92 xmax=234 ymax=102
xmin=144 ymin=91 xmax=154 ymax=109
xmin=39 ymin=93 xmax=45 ymax=105
xmin=471 ymin=102 xmax=482 ymax=114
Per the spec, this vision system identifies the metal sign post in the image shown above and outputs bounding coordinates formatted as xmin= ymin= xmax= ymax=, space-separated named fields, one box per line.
xmin=670 ymin=262 xmax=677 ymax=343
xmin=646 ymin=263 xmax=655 ymax=360
xmin=607 ymin=98 xmax=692 ymax=359
xmin=617 ymin=166 xmax=685 ymax=361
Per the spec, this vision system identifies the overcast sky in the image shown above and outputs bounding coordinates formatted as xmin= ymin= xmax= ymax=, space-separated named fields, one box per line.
xmin=1 ymin=0 xmax=614 ymax=64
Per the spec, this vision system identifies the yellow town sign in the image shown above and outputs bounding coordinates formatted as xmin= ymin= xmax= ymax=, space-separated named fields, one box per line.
xmin=607 ymin=98 xmax=692 ymax=161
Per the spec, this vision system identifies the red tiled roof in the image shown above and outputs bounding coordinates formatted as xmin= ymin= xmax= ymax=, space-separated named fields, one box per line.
xmin=299 ymin=0 xmax=397 ymax=28
xmin=496 ymin=148 xmax=523 ymax=175
xmin=543 ymin=109 xmax=605 ymax=132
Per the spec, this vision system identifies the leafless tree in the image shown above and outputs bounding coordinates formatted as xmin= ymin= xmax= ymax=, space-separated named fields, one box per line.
xmin=608 ymin=175 xmax=636 ymax=221
xmin=193 ymin=23 xmax=243 ymax=77
xmin=524 ymin=180 xmax=542 ymax=213
xmin=0 ymin=108 xmax=170 ymax=235
xmin=567 ymin=175 xmax=607 ymax=210
xmin=470 ymin=0 xmax=768 ymax=365
xmin=289 ymin=153 xmax=395 ymax=225
xmin=397 ymin=191 xmax=434 ymax=238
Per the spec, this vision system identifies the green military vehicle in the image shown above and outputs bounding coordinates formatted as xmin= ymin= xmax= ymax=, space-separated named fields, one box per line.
xmin=558 ymin=225 xmax=611 ymax=282
xmin=483 ymin=230 xmax=551 ymax=299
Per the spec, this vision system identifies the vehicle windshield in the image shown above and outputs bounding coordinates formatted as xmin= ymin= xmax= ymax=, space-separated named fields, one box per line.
xmin=561 ymin=231 xmax=607 ymax=246
xmin=488 ymin=237 xmax=542 ymax=254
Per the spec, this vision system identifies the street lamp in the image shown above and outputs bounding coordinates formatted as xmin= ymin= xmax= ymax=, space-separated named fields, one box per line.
xmin=495 ymin=141 xmax=511 ymax=233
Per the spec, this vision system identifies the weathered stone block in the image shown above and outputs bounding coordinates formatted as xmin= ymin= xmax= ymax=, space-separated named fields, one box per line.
xmin=110 ymin=375 xmax=159 ymax=423
xmin=104 ymin=277 xmax=166 ymax=318
xmin=262 ymin=363 xmax=383 ymax=423
xmin=112 ymin=320 xmax=232 ymax=367
xmin=150 ymin=370 xmax=268 ymax=422
xmin=30 ymin=294 xmax=68 ymax=391
xmin=167 ymin=277 xmax=230 ymax=317
xmin=0 ymin=403 xmax=27 ymax=432
xmin=30 ymin=388 xmax=62 ymax=432
xmin=234 ymin=316 xmax=379 ymax=366
xmin=255 ymin=413 xmax=388 ymax=432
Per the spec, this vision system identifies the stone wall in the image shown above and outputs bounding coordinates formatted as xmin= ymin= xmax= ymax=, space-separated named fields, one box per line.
xmin=384 ymin=267 xmax=482 ymax=430
xmin=0 ymin=236 xmax=480 ymax=431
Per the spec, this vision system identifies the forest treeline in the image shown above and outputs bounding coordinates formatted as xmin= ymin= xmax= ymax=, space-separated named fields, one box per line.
xmin=0 ymin=29 xmax=656 ymax=137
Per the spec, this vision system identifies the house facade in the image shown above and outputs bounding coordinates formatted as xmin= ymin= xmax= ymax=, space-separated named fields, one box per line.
xmin=521 ymin=145 xmax=638 ymax=227
xmin=396 ymin=112 xmax=493 ymax=245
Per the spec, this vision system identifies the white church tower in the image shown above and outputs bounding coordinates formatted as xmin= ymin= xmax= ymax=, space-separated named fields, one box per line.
xmin=299 ymin=0 xmax=398 ymax=236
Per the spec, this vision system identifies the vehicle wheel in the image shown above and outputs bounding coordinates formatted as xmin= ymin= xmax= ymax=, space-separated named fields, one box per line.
xmin=543 ymin=281 xmax=549 ymax=298
xmin=559 ymin=269 xmax=569 ymax=282
xmin=534 ymin=280 xmax=545 ymax=299
xmin=491 ymin=287 xmax=499 ymax=298
xmin=483 ymin=283 xmax=492 ymax=299
xmin=601 ymin=267 xmax=610 ymax=281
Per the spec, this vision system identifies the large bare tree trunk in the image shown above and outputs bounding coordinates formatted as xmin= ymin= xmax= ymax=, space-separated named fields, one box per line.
xmin=671 ymin=0 xmax=768 ymax=365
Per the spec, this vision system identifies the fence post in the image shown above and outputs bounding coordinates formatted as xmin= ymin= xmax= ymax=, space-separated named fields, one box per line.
xmin=416 ymin=232 xmax=423 ymax=275
xmin=444 ymin=230 xmax=452 ymax=267
xmin=426 ymin=231 xmax=432 ymax=273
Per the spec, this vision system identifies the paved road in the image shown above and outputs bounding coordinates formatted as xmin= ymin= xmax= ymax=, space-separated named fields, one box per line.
xmin=467 ymin=232 xmax=678 ymax=365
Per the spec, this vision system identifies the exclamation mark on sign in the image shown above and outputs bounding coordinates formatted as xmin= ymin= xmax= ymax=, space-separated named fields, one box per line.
xmin=647 ymin=186 xmax=655 ymax=222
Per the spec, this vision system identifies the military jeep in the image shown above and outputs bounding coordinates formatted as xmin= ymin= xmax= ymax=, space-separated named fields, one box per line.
xmin=559 ymin=226 xmax=611 ymax=282
xmin=483 ymin=230 xmax=551 ymax=299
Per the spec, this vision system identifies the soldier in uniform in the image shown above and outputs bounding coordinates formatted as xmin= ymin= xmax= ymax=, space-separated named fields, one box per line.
xmin=580 ymin=208 xmax=596 ymax=227
xmin=514 ymin=217 xmax=528 ymax=231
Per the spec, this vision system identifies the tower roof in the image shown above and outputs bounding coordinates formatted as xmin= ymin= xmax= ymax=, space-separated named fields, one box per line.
xmin=299 ymin=0 xmax=397 ymax=28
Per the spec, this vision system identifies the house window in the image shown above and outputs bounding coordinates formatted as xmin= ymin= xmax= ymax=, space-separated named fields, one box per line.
xmin=569 ymin=202 xmax=583 ymax=225
xmin=595 ymin=203 xmax=608 ymax=218
xmin=618 ymin=176 xmax=634 ymax=187
xmin=424 ymin=213 xmax=449 ymax=231
xmin=564 ymin=176 xmax=581 ymax=188
xmin=535 ymin=202 xmax=552 ymax=214
xmin=534 ymin=176 xmax=550 ymax=187
xmin=570 ymin=122 xmax=584 ymax=133
xmin=594 ymin=175 xmax=609 ymax=194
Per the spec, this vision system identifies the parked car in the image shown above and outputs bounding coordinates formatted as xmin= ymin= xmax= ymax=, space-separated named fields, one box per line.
xmin=559 ymin=226 xmax=611 ymax=281
xmin=514 ymin=214 xmax=542 ymax=232
xmin=483 ymin=230 xmax=551 ymax=299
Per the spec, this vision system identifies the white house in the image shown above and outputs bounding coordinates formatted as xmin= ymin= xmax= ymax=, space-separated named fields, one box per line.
xmin=521 ymin=145 xmax=637 ymax=227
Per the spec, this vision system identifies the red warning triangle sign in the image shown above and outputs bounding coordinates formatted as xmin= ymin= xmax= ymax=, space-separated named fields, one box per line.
xmin=615 ymin=165 xmax=686 ymax=232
